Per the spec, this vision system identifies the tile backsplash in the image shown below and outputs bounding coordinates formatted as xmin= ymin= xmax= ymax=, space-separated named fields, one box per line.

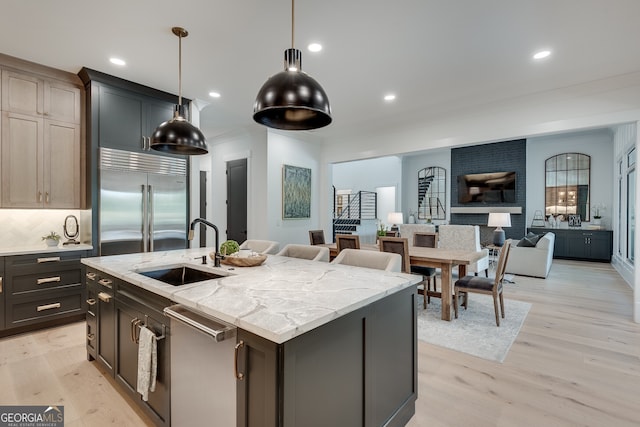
xmin=0 ymin=209 xmax=92 ymax=249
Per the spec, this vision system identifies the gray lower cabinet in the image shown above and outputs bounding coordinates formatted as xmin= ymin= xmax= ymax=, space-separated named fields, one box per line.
xmin=237 ymin=285 xmax=417 ymax=427
xmin=0 ymin=258 xmax=5 ymax=330
xmin=529 ymin=228 xmax=613 ymax=262
xmin=84 ymin=270 xmax=171 ymax=427
xmin=84 ymin=268 xmax=116 ymax=375
xmin=3 ymin=250 xmax=88 ymax=334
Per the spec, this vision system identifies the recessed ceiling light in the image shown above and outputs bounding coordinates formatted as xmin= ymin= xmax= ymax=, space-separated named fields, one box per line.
xmin=384 ymin=94 xmax=396 ymax=102
xmin=533 ymin=50 xmax=551 ymax=60
xmin=308 ymin=43 xmax=322 ymax=53
xmin=109 ymin=57 xmax=126 ymax=66
xmin=209 ymin=91 xmax=221 ymax=98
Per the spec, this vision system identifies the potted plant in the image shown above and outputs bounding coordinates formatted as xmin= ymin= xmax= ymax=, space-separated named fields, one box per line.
xmin=42 ymin=231 xmax=61 ymax=247
xmin=376 ymin=222 xmax=387 ymax=243
xmin=591 ymin=203 xmax=606 ymax=224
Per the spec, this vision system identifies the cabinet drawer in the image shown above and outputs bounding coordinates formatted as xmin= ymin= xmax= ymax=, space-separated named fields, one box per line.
xmin=11 ymin=269 xmax=81 ymax=295
xmin=7 ymin=289 xmax=83 ymax=327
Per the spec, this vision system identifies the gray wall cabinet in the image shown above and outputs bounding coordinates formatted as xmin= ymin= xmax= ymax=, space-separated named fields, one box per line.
xmin=529 ymin=228 xmax=613 ymax=262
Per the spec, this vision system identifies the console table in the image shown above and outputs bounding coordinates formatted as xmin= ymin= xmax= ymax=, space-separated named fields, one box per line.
xmin=528 ymin=228 xmax=612 ymax=262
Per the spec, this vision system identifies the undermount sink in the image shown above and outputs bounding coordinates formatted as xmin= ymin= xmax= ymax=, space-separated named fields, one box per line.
xmin=138 ymin=266 xmax=225 ymax=286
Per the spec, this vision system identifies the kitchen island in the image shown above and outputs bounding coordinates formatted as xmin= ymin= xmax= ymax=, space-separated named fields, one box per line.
xmin=82 ymin=247 xmax=420 ymax=427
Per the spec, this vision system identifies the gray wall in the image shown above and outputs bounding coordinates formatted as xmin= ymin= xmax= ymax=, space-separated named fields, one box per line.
xmin=451 ymin=139 xmax=527 ymax=241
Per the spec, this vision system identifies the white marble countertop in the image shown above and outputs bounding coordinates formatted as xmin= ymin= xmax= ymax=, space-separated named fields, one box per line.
xmin=81 ymin=247 xmax=420 ymax=344
xmin=0 ymin=243 xmax=93 ymax=256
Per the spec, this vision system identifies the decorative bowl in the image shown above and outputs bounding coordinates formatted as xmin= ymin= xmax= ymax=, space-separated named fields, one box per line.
xmin=216 ymin=253 xmax=267 ymax=267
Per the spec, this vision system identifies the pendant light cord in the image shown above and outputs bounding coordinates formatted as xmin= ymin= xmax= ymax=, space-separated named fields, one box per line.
xmin=178 ymin=32 xmax=183 ymax=107
xmin=291 ymin=0 xmax=295 ymax=49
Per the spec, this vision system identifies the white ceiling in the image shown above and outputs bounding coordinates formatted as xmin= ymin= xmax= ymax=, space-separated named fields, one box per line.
xmin=2 ymin=0 xmax=640 ymax=141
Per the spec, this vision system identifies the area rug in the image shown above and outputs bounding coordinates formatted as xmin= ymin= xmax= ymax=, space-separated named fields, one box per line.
xmin=417 ymin=294 xmax=531 ymax=363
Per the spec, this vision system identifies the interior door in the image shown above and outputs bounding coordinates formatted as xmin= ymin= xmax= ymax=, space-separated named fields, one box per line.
xmin=148 ymin=173 xmax=188 ymax=251
xmin=227 ymin=158 xmax=248 ymax=243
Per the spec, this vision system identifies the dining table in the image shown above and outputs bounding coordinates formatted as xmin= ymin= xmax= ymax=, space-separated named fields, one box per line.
xmin=320 ymin=242 xmax=485 ymax=321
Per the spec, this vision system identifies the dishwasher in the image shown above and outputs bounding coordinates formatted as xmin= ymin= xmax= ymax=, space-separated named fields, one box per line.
xmin=164 ymin=304 xmax=237 ymax=427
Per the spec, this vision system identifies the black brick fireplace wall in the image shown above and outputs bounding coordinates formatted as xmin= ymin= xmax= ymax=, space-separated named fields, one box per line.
xmin=451 ymin=139 xmax=526 ymax=243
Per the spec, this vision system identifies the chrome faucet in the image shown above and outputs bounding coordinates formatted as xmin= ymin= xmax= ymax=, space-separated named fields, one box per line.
xmin=189 ymin=218 xmax=221 ymax=267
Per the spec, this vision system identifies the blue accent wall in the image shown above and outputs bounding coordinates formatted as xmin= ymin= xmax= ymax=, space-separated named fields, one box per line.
xmin=451 ymin=139 xmax=527 ymax=241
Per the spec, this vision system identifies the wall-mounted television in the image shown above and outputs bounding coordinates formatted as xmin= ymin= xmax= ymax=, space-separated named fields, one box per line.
xmin=457 ymin=171 xmax=516 ymax=203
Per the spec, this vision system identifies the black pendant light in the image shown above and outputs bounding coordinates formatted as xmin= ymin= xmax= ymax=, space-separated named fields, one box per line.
xmin=151 ymin=27 xmax=208 ymax=155
xmin=253 ymin=0 xmax=332 ymax=130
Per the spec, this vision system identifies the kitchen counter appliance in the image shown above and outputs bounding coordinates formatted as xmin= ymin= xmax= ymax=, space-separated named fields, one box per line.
xmin=164 ymin=304 xmax=237 ymax=427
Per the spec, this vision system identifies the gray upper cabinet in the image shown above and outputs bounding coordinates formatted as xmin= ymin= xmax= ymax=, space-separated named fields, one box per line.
xmin=79 ymin=68 xmax=183 ymax=157
xmin=98 ymin=85 xmax=175 ymax=154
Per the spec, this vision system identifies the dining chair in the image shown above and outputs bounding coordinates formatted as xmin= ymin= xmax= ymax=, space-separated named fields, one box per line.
xmin=412 ymin=232 xmax=438 ymax=305
xmin=308 ymin=230 xmax=326 ymax=245
xmin=453 ymin=240 xmax=512 ymax=326
xmin=437 ymin=225 xmax=489 ymax=277
xmin=331 ymin=248 xmax=402 ymax=272
xmin=239 ymin=239 xmax=280 ymax=255
xmin=336 ymin=234 xmax=360 ymax=253
xmin=378 ymin=236 xmax=432 ymax=308
xmin=277 ymin=244 xmax=330 ymax=262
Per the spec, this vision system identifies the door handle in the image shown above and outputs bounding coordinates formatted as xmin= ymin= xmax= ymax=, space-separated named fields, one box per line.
xmin=234 ymin=340 xmax=245 ymax=380
xmin=98 ymin=278 xmax=113 ymax=288
xmin=142 ymin=185 xmax=149 ymax=252
xmin=148 ymin=185 xmax=154 ymax=252
xmin=37 ymin=276 xmax=61 ymax=285
xmin=37 ymin=257 xmax=61 ymax=263
xmin=37 ymin=302 xmax=61 ymax=312
xmin=0 ymin=277 xmax=3 ymax=294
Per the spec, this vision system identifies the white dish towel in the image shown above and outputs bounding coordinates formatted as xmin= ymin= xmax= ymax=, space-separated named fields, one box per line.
xmin=136 ymin=326 xmax=157 ymax=402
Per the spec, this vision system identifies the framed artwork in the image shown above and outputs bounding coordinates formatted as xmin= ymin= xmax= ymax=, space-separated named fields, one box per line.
xmin=568 ymin=214 xmax=582 ymax=227
xmin=282 ymin=164 xmax=311 ymax=219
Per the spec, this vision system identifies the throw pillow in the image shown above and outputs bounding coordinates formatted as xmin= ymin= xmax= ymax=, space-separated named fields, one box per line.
xmin=516 ymin=233 xmax=542 ymax=247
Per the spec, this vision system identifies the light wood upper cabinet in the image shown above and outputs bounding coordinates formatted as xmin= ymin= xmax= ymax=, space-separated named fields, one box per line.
xmin=0 ymin=65 xmax=83 ymax=209
xmin=1 ymin=70 xmax=80 ymax=124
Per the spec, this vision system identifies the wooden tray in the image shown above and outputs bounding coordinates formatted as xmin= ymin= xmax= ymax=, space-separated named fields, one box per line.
xmin=218 ymin=253 xmax=267 ymax=267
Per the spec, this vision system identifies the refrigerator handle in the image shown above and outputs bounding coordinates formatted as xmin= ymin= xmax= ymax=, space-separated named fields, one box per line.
xmin=149 ymin=185 xmax=154 ymax=252
xmin=142 ymin=185 xmax=149 ymax=252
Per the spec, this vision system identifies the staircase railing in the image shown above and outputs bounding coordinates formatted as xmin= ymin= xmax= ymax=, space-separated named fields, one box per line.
xmin=333 ymin=191 xmax=377 ymax=239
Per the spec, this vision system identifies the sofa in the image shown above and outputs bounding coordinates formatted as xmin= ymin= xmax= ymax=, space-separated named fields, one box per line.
xmin=505 ymin=232 xmax=555 ymax=278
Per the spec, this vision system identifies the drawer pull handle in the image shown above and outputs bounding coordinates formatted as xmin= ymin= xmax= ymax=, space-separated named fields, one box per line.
xmin=87 ymin=333 xmax=95 ymax=341
xmin=37 ymin=302 xmax=61 ymax=312
xmin=0 ymin=277 xmax=3 ymax=294
xmin=37 ymin=257 xmax=61 ymax=263
xmin=86 ymin=298 xmax=96 ymax=306
xmin=98 ymin=278 xmax=113 ymax=287
xmin=37 ymin=276 xmax=61 ymax=285
xmin=98 ymin=292 xmax=112 ymax=303
xmin=86 ymin=272 xmax=97 ymax=280
xmin=234 ymin=340 xmax=245 ymax=380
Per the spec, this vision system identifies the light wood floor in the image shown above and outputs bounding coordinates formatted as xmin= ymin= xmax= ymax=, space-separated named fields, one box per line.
xmin=0 ymin=260 xmax=638 ymax=427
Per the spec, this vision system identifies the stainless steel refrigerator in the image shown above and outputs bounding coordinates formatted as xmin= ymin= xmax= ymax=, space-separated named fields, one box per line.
xmin=99 ymin=147 xmax=188 ymax=256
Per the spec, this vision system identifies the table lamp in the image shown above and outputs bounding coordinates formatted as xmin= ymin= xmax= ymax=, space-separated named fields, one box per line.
xmin=388 ymin=212 xmax=404 ymax=233
xmin=488 ymin=212 xmax=511 ymax=246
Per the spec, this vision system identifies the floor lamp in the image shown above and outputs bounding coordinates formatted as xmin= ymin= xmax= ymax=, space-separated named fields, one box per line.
xmin=488 ymin=213 xmax=511 ymax=246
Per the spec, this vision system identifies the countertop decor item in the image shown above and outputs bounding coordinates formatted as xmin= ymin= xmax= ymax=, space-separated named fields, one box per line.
xmin=150 ymin=27 xmax=208 ymax=155
xmin=42 ymin=231 xmax=61 ymax=247
xmin=219 ymin=253 xmax=267 ymax=267
xmin=63 ymin=214 xmax=80 ymax=245
xmin=253 ymin=0 xmax=332 ymax=130
xmin=219 ymin=240 xmax=240 ymax=255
